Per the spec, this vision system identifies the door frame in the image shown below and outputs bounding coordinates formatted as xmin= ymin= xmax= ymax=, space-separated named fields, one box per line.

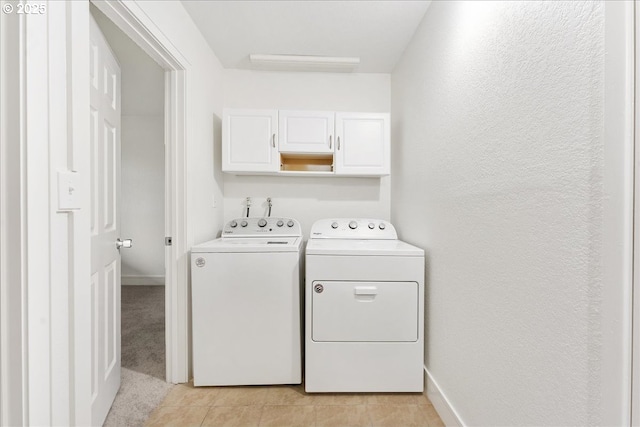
xmin=634 ymin=1 xmax=640 ymax=424
xmin=604 ymin=1 xmax=635 ymax=425
xmin=89 ymin=1 xmax=189 ymax=386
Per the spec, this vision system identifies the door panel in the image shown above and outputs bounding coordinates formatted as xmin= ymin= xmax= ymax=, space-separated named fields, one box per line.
xmin=223 ymin=109 xmax=279 ymax=172
xmin=103 ymin=122 xmax=116 ymax=230
xmin=311 ymin=281 xmax=418 ymax=342
xmin=90 ymin=15 xmax=121 ymax=427
xmin=335 ymin=113 xmax=390 ymax=176
xmin=90 ymin=108 xmax=99 ymax=235
xmin=279 ymin=110 xmax=334 ymax=153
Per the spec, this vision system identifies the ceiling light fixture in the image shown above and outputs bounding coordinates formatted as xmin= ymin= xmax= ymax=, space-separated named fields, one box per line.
xmin=249 ymin=54 xmax=360 ymax=73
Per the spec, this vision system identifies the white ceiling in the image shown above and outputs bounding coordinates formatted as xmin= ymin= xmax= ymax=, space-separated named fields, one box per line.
xmin=181 ymin=1 xmax=431 ymax=73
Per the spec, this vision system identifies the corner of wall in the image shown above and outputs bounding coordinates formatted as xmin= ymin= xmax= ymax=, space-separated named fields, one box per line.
xmin=424 ymin=367 xmax=464 ymax=427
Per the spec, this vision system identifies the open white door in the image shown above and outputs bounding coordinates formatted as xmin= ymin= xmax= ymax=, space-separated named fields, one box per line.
xmin=89 ymin=15 xmax=122 ymax=426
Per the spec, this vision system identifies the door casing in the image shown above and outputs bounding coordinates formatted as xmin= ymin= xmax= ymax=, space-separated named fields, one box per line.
xmin=89 ymin=0 xmax=190 ymax=387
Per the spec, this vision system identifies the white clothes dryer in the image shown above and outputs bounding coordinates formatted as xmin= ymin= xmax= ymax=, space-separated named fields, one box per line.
xmin=305 ymin=219 xmax=424 ymax=393
xmin=191 ymin=217 xmax=303 ymax=386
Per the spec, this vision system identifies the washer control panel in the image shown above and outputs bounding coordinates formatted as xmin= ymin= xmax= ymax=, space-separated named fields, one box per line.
xmin=310 ymin=219 xmax=397 ymax=240
xmin=223 ymin=217 xmax=301 ymax=238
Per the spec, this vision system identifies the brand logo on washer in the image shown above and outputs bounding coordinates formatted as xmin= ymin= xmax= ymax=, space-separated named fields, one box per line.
xmin=195 ymin=257 xmax=206 ymax=267
xmin=314 ymin=284 xmax=324 ymax=293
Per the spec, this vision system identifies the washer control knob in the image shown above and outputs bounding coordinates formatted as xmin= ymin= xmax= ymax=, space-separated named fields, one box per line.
xmin=349 ymin=221 xmax=358 ymax=230
xmin=379 ymin=223 xmax=386 ymax=230
xmin=241 ymin=220 xmax=248 ymax=227
xmin=276 ymin=220 xmax=284 ymax=227
xmin=258 ymin=219 xmax=267 ymax=228
xmin=287 ymin=220 xmax=295 ymax=227
xmin=230 ymin=220 xmax=238 ymax=228
xmin=368 ymin=222 xmax=375 ymax=229
xmin=331 ymin=222 xmax=339 ymax=229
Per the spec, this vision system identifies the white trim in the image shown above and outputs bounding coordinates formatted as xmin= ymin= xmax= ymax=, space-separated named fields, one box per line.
xmin=164 ymin=72 xmax=175 ymax=383
xmin=122 ymin=275 xmax=165 ymax=286
xmin=89 ymin=0 xmax=190 ymax=387
xmin=25 ymin=7 xmax=52 ymax=424
xmin=633 ymin=1 xmax=640 ymax=425
xmin=424 ymin=367 xmax=464 ymax=427
xmin=70 ymin=1 xmax=92 ymax=425
xmin=48 ymin=3 xmax=71 ymax=424
xmin=165 ymin=69 xmax=190 ymax=383
xmin=90 ymin=1 xmax=188 ymax=70
xmin=603 ymin=1 xmax=635 ymax=425
xmin=0 ymin=5 xmax=26 ymax=426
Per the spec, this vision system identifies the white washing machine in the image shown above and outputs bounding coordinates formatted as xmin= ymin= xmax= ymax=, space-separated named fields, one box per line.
xmin=191 ymin=217 xmax=303 ymax=386
xmin=305 ymin=218 xmax=424 ymax=393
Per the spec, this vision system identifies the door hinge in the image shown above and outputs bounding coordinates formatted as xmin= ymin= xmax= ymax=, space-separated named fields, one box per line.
xmin=165 ymin=237 xmax=172 ymax=246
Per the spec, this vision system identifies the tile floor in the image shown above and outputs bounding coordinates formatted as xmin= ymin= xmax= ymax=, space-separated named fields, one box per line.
xmin=145 ymin=382 xmax=445 ymax=427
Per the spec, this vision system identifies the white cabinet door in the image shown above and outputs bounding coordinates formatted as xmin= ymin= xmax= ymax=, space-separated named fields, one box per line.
xmin=335 ymin=113 xmax=390 ymax=176
xmin=279 ymin=110 xmax=334 ymax=154
xmin=223 ymin=109 xmax=279 ymax=172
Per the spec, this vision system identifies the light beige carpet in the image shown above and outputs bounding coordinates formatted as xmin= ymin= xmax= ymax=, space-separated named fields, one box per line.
xmin=104 ymin=286 xmax=174 ymax=427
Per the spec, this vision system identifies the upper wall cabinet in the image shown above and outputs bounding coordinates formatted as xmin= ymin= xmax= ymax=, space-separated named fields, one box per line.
xmin=335 ymin=113 xmax=390 ymax=176
xmin=222 ymin=108 xmax=390 ymax=177
xmin=279 ymin=110 xmax=335 ymax=154
xmin=223 ymin=109 xmax=279 ymax=173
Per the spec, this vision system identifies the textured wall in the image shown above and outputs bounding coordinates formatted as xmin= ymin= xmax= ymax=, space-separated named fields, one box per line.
xmin=391 ymin=2 xmax=605 ymax=425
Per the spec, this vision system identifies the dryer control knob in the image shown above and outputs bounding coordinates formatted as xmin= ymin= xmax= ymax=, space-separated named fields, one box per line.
xmin=230 ymin=220 xmax=238 ymax=228
xmin=241 ymin=220 xmax=248 ymax=227
xmin=349 ymin=221 xmax=358 ymax=230
xmin=276 ymin=220 xmax=284 ymax=227
xmin=379 ymin=223 xmax=386 ymax=230
xmin=331 ymin=222 xmax=339 ymax=229
xmin=368 ymin=223 xmax=375 ymax=229
xmin=287 ymin=220 xmax=295 ymax=227
xmin=258 ymin=219 xmax=267 ymax=227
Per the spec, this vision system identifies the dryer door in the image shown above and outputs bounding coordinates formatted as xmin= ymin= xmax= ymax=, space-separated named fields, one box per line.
xmin=311 ymin=281 xmax=418 ymax=342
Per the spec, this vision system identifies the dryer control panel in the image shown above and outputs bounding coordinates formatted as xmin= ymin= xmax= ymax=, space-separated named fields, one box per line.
xmin=222 ymin=217 xmax=302 ymax=238
xmin=310 ymin=218 xmax=397 ymax=240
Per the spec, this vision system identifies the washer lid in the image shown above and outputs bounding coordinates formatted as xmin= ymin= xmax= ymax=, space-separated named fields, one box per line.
xmin=192 ymin=236 xmax=302 ymax=253
xmin=305 ymin=238 xmax=423 ymax=256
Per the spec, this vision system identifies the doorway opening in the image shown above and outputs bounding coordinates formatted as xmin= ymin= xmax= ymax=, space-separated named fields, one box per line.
xmin=86 ymin=0 xmax=191 ymax=424
xmin=91 ymin=6 xmax=171 ymax=424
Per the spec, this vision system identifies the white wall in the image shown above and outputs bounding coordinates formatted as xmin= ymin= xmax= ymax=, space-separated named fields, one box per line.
xmin=392 ymin=1 xmax=628 ymax=425
xmin=223 ymin=70 xmax=391 ymax=237
xmin=93 ymin=7 xmax=166 ymax=285
xmin=120 ymin=116 xmax=165 ymax=283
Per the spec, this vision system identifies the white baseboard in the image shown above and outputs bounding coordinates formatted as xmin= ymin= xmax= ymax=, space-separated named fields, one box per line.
xmin=424 ymin=366 xmax=465 ymax=427
xmin=122 ymin=275 xmax=165 ymax=286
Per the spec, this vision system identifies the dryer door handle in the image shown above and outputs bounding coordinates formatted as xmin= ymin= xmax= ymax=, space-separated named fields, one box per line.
xmin=354 ymin=286 xmax=378 ymax=296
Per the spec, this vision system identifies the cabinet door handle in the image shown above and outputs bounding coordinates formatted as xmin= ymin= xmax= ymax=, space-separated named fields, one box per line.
xmin=272 ymin=133 xmax=276 ymax=148
xmin=329 ymin=135 xmax=333 ymax=149
xmin=337 ymin=136 xmax=341 ymax=150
